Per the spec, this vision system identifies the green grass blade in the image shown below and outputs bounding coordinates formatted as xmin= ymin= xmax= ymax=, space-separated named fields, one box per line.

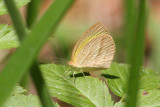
xmin=30 ymin=62 xmax=54 ymax=107
xmin=126 ymin=0 xmax=146 ymax=107
xmin=0 ymin=0 xmax=74 ymax=106
xmin=26 ymin=0 xmax=54 ymax=107
xmin=4 ymin=0 xmax=55 ymax=106
xmin=26 ymin=0 xmax=43 ymax=28
xmin=124 ymin=0 xmax=137 ymax=62
xmin=4 ymin=0 xmax=28 ymax=89
xmin=19 ymin=72 xmax=29 ymax=89
xmin=4 ymin=0 xmax=27 ymax=41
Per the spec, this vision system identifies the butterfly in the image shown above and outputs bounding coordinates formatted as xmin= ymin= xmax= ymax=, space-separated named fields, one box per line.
xmin=68 ymin=22 xmax=115 ymax=72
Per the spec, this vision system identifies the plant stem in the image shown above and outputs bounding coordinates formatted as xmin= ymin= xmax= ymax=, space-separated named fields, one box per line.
xmin=126 ymin=0 xmax=146 ymax=107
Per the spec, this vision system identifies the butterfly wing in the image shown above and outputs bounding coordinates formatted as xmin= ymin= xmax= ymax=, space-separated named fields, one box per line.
xmin=70 ymin=22 xmax=108 ymax=63
xmin=75 ymin=34 xmax=115 ymax=68
xmin=68 ymin=22 xmax=115 ymax=68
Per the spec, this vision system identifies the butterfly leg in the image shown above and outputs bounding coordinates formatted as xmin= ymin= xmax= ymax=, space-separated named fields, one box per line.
xmin=82 ymin=72 xmax=88 ymax=78
xmin=73 ymin=71 xmax=77 ymax=84
xmin=63 ymin=66 xmax=74 ymax=80
xmin=64 ymin=70 xmax=72 ymax=80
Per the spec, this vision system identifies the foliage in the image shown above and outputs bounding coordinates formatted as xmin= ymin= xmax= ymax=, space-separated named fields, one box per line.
xmin=0 ymin=0 xmax=30 ymax=15
xmin=4 ymin=86 xmax=41 ymax=107
xmin=0 ymin=25 xmax=19 ymax=49
xmin=40 ymin=63 xmax=160 ymax=107
xmin=102 ymin=63 xmax=160 ymax=98
xmin=0 ymin=0 xmax=74 ymax=106
xmin=4 ymin=86 xmax=59 ymax=107
xmin=41 ymin=64 xmax=113 ymax=107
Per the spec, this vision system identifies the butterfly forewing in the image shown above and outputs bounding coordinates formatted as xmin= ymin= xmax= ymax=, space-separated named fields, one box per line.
xmin=75 ymin=34 xmax=115 ymax=68
xmin=71 ymin=22 xmax=108 ymax=62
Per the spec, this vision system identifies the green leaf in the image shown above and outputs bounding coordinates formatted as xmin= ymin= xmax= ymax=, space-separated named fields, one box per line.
xmin=140 ymin=68 xmax=158 ymax=77
xmin=4 ymin=94 xmax=41 ymax=107
xmin=114 ymin=102 xmax=125 ymax=107
xmin=41 ymin=64 xmax=113 ymax=107
xmin=0 ymin=0 xmax=30 ymax=15
xmin=0 ymin=25 xmax=19 ymax=49
xmin=102 ymin=63 xmax=129 ymax=98
xmin=4 ymin=86 xmax=60 ymax=107
xmin=12 ymin=85 xmax=27 ymax=95
xmin=4 ymin=85 xmax=41 ymax=107
xmin=139 ymin=76 xmax=160 ymax=91
xmin=113 ymin=90 xmax=160 ymax=107
xmin=102 ymin=63 xmax=159 ymax=98
xmin=137 ymin=89 xmax=160 ymax=107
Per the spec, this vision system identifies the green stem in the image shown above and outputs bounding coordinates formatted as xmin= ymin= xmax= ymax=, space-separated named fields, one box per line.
xmin=26 ymin=0 xmax=43 ymax=28
xmin=124 ymin=0 xmax=137 ymax=62
xmin=30 ymin=62 xmax=54 ymax=107
xmin=5 ymin=0 xmax=54 ymax=106
xmin=126 ymin=0 xmax=146 ymax=107
xmin=27 ymin=0 xmax=54 ymax=106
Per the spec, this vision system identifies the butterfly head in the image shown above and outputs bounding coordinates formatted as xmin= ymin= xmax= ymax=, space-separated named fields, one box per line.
xmin=68 ymin=61 xmax=74 ymax=66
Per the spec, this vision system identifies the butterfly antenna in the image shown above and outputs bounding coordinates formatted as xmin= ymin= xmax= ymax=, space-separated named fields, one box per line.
xmin=81 ymin=72 xmax=87 ymax=78
xmin=50 ymin=57 xmax=68 ymax=64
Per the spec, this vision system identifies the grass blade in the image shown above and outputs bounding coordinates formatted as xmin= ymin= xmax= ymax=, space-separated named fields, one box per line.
xmin=0 ymin=0 xmax=74 ymax=106
xmin=5 ymin=0 xmax=54 ymax=106
xmin=126 ymin=0 xmax=146 ymax=107
xmin=26 ymin=0 xmax=54 ymax=107
xmin=31 ymin=62 xmax=54 ymax=107
xmin=26 ymin=0 xmax=43 ymax=28
xmin=124 ymin=0 xmax=137 ymax=62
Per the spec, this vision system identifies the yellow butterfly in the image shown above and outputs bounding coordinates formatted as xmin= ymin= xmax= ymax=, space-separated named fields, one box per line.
xmin=68 ymin=22 xmax=115 ymax=72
